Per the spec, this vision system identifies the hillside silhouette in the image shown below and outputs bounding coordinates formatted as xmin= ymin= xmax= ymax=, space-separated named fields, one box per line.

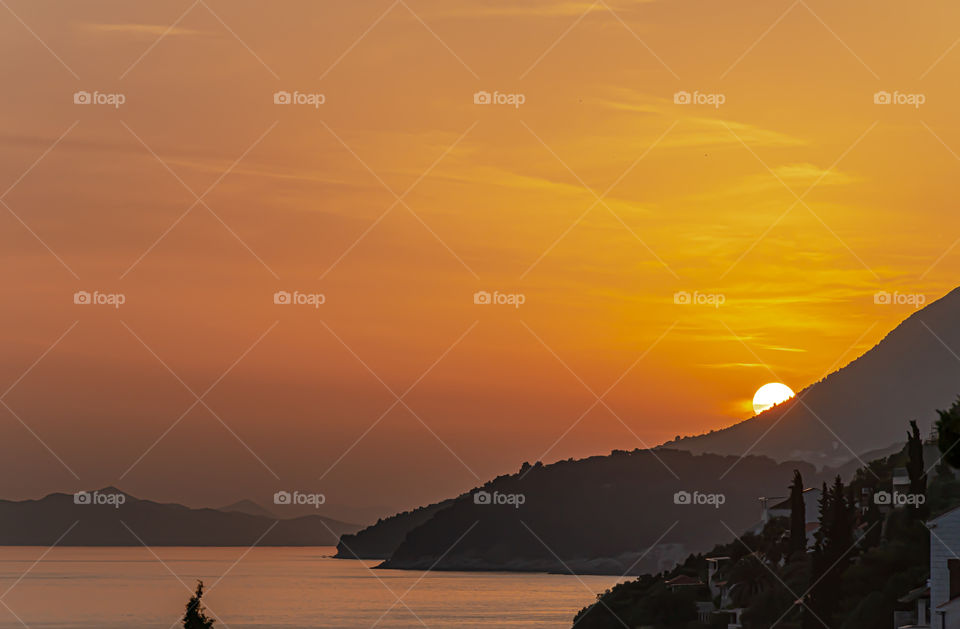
xmin=0 ymin=488 xmax=360 ymax=545
xmin=376 ymin=450 xmax=823 ymax=574
xmin=673 ymin=286 xmax=960 ymax=466
xmin=335 ymin=498 xmax=456 ymax=559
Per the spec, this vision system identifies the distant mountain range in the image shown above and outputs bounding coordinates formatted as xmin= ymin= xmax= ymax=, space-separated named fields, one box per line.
xmin=0 ymin=487 xmax=360 ymax=545
xmin=672 ymin=286 xmax=960 ymax=467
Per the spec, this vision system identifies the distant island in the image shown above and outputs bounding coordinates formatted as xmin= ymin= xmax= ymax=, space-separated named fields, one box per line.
xmin=0 ymin=487 xmax=360 ymax=546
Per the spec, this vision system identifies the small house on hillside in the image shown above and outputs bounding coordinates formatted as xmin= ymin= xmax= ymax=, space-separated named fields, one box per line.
xmin=762 ymin=487 xmax=822 ymax=524
xmin=927 ymin=505 xmax=960 ymax=628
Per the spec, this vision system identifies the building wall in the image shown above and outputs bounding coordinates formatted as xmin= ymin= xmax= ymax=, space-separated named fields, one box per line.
xmin=930 ymin=510 xmax=960 ymax=629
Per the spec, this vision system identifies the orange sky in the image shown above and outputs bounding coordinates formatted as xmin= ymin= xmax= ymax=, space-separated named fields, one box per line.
xmin=2 ymin=0 xmax=960 ymax=522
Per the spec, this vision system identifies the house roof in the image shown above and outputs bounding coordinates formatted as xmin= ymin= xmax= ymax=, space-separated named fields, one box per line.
xmin=770 ymin=488 xmax=820 ymax=511
xmin=665 ymin=575 xmax=704 ymax=587
xmin=805 ymin=522 xmax=820 ymax=532
xmin=898 ymin=586 xmax=930 ymax=604
xmin=928 ymin=503 xmax=960 ymax=526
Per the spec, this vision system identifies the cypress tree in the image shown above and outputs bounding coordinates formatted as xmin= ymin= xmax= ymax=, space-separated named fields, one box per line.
xmin=789 ymin=469 xmax=807 ymax=555
xmin=183 ymin=581 xmax=215 ymax=629
xmin=906 ymin=419 xmax=928 ymax=519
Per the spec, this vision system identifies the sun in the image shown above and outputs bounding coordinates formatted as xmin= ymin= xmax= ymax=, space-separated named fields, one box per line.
xmin=752 ymin=383 xmax=795 ymax=415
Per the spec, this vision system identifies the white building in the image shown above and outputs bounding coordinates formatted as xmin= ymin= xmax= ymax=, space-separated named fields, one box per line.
xmin=928 ymin=506 xmax=960 ymax=628
xmin=761 ymin=487 xmax=822 ymax=525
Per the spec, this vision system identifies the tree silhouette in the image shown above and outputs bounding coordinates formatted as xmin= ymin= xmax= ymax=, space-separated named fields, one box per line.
xmin=183 ymin=581 xmax=215 ymax=629
xmin=805 ymin=477 xmax=855 ymax=629
xmin=906 ymin=419 xmax=928 ymax=519
xmin=936 ymin=397 xmax=960 ymax=469
xmin=789 ymin=469 xmax=806 ymax=556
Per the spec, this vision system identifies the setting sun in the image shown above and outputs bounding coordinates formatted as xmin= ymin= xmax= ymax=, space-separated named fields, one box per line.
xmin=752 ymin=383 xmax=796 ymax=415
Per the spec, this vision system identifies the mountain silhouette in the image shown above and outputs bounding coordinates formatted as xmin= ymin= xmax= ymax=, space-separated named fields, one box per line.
xmin=672 ymin=286 xmax=960 ymax=466
xmin=335 ymin=497 xmax=456 ymax=559
xmin=0 ymin=488 xmax=360 ymax=545
xmin=374 ymin=450 xmax=826 ymax=574
xmin=219 ymin=499 xmax=275 ymax=519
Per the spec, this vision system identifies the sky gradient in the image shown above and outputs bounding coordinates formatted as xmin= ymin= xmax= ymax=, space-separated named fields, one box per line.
xmin=2 ymin=0 xmax=960 ymax=523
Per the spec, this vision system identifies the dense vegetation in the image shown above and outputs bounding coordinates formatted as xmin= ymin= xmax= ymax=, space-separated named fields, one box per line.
xmin=573 ymin=418 xmax=960 ymax=629
xmin=378 ymin=450 xmax=819 ymax=573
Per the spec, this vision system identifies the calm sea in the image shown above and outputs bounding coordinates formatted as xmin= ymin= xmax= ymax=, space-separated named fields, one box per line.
xmin=0 ymin=547 xmax=624 ymax=628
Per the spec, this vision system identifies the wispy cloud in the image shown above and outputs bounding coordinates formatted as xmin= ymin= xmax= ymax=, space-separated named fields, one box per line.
xmin=431 ymin=1 xmax=653 ymax=19
xmin=79 ymin=23 xmax=207 ymax=38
